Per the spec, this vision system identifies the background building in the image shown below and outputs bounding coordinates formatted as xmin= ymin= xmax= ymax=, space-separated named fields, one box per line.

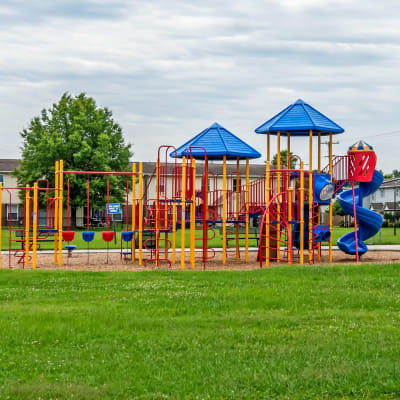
xmin=0 ymin=159 xmax=22 ymax=225
xmin=363 ymin=178 xmax=400 ymax=216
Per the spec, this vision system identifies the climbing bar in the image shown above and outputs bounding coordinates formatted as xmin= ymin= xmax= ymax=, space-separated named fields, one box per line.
xmin=63 ymin=171 xmax=138 ymax=175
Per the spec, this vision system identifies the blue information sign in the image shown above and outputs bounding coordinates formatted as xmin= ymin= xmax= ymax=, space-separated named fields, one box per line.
xmin=108 ymin=203 xmax=121 ymax=214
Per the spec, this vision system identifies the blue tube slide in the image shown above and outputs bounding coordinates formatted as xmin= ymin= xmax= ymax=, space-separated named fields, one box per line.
xmin=337 ymin=170 xmax=384 ymax=256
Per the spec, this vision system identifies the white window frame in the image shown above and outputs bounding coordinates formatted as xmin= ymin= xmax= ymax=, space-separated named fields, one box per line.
xmin=6 ymin=204 xmax=18 ymax=221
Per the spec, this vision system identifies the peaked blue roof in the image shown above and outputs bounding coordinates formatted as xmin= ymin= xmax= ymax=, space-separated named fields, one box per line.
xmin=255 ymin=99 xmax=344 ymax=136
xmin=171 ymin=123 xmax=261 ymax=160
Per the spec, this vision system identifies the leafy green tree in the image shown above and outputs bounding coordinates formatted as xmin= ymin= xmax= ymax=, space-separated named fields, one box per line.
xmin=332 ymin=200 xmax=345 ymax=216
xmin=393 ymin=169 xmax=400 ymax=178
xmin=384 ymin=212 xmax=394 ymax=221
xmin=271 ymin=150 xmax=297 ymax=169
xmin=15 ymin=93 xmax=132 ymax=226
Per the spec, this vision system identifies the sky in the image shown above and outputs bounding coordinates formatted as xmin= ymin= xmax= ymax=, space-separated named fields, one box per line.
xmin=0 ymin=0 xmax=399 ymax=172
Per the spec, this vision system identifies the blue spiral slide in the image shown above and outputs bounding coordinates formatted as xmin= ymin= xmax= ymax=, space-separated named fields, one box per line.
xmin=337 ymin=170 xmax=384 ymax=256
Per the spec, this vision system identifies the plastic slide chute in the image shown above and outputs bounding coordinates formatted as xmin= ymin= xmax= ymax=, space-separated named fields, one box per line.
xmin=337 ymin=169 xmax=383 ymax=256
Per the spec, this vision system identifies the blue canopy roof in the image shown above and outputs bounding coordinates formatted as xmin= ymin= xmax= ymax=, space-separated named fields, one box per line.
xmin=255 ymin=99 xmax=344 ymax=136
xmin=170 ymin=123 xmax=261 ymax=160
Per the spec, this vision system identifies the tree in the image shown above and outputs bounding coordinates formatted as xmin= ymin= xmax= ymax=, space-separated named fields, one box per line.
xmin=14 ymin=93 xmax=133 ymax=226
xmin=271 ymin=150 xmax=297 ymax=169
xmin=381 ymin=170 xmax=400 ymax=179
xmin=384 ymin=212 xmax=394 ymax=221
xmin=332 ymin=200 xmax=345 ymax=216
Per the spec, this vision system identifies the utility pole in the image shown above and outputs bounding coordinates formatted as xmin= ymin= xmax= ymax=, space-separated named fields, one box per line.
xmin=322 ymin=140 xmax=340 ymax=159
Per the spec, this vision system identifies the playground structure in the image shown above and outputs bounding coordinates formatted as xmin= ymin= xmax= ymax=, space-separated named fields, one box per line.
xmin=0 ymin=100 xmax=384 ymax=269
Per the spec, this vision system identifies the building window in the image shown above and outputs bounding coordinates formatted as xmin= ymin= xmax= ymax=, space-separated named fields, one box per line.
xmin=371 ymin=193 xmax=375 ymax=201
xmin=7 ymin=204 xmax=18 ymax=221
xmin=0 ymin=175 xmax=3 ymax=184
xmin=38 ymin=210 xmax=48 ymax=226
xmin=233 ymin=178 xmax=241 ymax=192
xmin=159 ymin=176 xmax=165 ymax=194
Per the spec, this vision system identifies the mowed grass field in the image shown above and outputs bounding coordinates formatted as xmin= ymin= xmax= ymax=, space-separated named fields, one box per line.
xmin=1 ymin=264 xmax=400 ymax=399
xmin=2 ymin=226 xmax=400 ymax=251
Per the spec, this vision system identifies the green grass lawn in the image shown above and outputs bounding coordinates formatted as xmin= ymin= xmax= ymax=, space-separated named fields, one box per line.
xmin=331 ymin=227 xmax=400 ymax=246
xmin=1 ymin=226 xmax=399 ymax=251
xmin=1 ymin=264 xmax=400 ymax=399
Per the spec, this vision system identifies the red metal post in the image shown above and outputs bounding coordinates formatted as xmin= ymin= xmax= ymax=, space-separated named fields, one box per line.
xmin=67 ymin=179 xmax=70 ymax=231
xmin=126 ymin=180 xmax=129 ymax=231
xmin=107 ymin=180 xmax=110 ymax=231
xmin=87 ymin=180 xmax=90 ymax=231
xmin=352 ymin=182 xmax=359 ymax=262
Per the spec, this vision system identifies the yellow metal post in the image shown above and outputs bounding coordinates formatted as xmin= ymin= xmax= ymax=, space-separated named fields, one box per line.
xmin=155 ymin=159 xmax=159 ymax=267
xmin=172 ymin=203 xmax=176 ymax=264
xmin=267 ymin=133 xmax=270 ymax=163
xmin=300 ymin=161 xmax=305 ymax=265
xmin=190 ymin=157 xmax=196 ymax=268
xmin=32 ymin=183 xmax=38 ymax=269
xmin=138 ymin=162 xmax=143 ymax=266
xmin=277 ymin=131 xmax=281 ymax=170
xmin=0 ymin=183 xmax=2 ymax=269
xmin=288 ymin=186 xmax=293 ymax=264
xmin=235 ymin=157 xmax=240 ymax=260
xmin=132 ymin=163 xmax=137 ymax=260
xmin=317 ymin=132 xmax=321 ymax=260
xmin=25 ymin=185 xmax=30 ymax=267
xmin=172 ymin=200 xmax=177 ymax=264
xmin=171 ymin=159 xmax=177 ymax=265
xmin=164 ymin=201 xmax=168 ymax=259
xmin=329 ymin=132 xmax=333 ymax=262
xmin=287 ymin=132 xmax=291 ymax=196
xmin=222 ymin=155 xmax=227 ymax=264
xmin=265 ymin=161 xmax=270 ymax=266
xmin=318 ymin=133 xmax=321 ymax=172
xmin=277 ymin=131 xmax=281 ymax=262
xmin=245 ymin=158 xmax=249 ymax=262
xmin=181 ymin=157 xmax=186 ymax=270
xmin=308 ymin=130 xmax=313 ymax=263
xmin=58 ymin=160 xmax=63 ymax=266
xmin=54 ymin=161 xmax=59 ymax=264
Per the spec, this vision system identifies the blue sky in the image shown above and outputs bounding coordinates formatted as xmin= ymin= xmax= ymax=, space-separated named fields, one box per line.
xmin=0 ymin=0 xmax=399 ymax=172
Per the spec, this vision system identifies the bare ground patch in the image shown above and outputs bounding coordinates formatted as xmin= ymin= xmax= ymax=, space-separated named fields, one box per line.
xmin=3 ymin=248 xmax=400 ymax=271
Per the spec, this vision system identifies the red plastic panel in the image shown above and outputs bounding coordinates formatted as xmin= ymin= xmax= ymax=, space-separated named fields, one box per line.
xmin=347 ymin=151 xmax=376 ymax=182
